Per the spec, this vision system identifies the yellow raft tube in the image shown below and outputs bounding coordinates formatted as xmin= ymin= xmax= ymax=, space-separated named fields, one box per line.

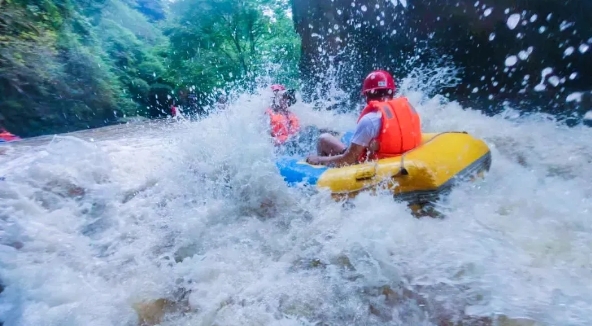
xmin=277 ymin=131 xmax=492 ymax=205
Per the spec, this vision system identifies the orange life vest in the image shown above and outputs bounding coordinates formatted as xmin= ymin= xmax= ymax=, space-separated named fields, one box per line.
xmin=357 ymin=97 xmax=421 ymax=161
xmin=265 ymin=109 xmax=301 ymax=145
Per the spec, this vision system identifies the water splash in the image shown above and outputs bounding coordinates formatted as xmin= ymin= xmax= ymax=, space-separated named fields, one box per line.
xmin=0 ymin=63 xmax=591 ymax=326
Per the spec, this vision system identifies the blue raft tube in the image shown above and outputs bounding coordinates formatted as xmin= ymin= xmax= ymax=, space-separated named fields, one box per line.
xmin=275 ymin=131 xmax=354 ymax=187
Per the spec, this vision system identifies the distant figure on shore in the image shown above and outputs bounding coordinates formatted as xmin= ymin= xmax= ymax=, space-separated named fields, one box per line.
xmin=170 ymin=99 xmax=179 ymax=118
xmin=0 ymin=114 xmax=20 ymax=142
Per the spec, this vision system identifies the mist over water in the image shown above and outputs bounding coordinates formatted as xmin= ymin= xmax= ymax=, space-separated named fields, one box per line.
xmin=0 ymin=65 xmax=591 ymax=326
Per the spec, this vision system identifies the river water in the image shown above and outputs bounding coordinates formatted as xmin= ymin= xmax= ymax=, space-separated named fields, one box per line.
xmin=0 ymin=78 xmax=591 ymax=325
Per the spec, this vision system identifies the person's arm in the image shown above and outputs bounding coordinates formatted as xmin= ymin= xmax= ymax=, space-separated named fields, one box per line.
xmin=307 ymin=143 xmax=365 ymax=167
xmin=307 ymin=115 xmax=373 ymax=167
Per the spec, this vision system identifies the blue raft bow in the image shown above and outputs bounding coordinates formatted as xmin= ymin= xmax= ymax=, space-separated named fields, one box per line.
xmin=275 ymin=131 xmax=354 ymax=187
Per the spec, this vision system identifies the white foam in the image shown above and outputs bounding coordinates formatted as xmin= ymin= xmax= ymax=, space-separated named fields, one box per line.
xmin=1 ymin=63 xmax=592 ymax=326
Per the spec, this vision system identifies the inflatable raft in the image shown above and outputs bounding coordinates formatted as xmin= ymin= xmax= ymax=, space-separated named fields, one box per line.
xmin=276 ymin=131 xmax=492 ymax=204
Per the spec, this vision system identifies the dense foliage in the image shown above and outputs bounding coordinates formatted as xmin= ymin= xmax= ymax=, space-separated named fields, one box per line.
xmin=0 ymin=0 xmax=300 ymax=137
xmin=163 ymin=0 xmax=300 ymax=113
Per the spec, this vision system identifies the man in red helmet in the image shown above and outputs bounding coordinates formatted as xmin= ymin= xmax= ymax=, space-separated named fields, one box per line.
xmin=306 ymin=70 xmax=422 ymax=167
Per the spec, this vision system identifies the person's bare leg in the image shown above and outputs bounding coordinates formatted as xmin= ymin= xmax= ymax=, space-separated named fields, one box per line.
xmin=317 ymin=133 xmax=346 ymax=156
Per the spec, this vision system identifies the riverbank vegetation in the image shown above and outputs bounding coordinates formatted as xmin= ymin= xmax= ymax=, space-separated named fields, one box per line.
xmin=0 ymin=0 xmax=300 ymax=137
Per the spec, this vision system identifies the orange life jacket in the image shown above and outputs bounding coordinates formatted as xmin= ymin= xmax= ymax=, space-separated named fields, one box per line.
xmin=265 ymin=108 xmax=301 ymax=145
xmin=357 ymin=97 xmax=421 ymax=161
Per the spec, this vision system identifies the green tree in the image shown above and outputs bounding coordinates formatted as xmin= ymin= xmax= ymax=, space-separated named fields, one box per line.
xmin=165 ymin=0 xmax=300 ymax=100
xmin=0 ymin=0 xmax=171 ymax=136
xmin=0 ymin=0 xmax=302 ymax=136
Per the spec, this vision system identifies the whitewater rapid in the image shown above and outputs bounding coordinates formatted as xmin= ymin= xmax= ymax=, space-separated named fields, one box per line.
xmin=0 ymin=82 xmax=591 ymax=325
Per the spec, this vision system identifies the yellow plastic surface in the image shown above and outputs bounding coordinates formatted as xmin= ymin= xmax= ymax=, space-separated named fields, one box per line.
xmin=315 ymin=132 xmax=491 ymax=196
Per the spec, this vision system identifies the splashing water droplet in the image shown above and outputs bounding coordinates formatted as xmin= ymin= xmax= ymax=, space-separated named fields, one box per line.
xmin=530 ymin=14 xmax=538 ymax=22
xmin=569 ymin=72 xmax=578 ymax=80
xmin=542 ymin=67 xmax=553 ymax=75
xmin=505 ymin=55 xmax=518 ymax=66
xmin=538 ymin=26 xmax=547 ymax=34
xmin=566 ymin=92 xmax=583 ymax=102
xmin=564 ymin=47 xmax=575 ymax=56
xmin=534 ymin=67 xmax=554 ymax=91
xmin=489 ymin=33 xmax=496 ymax=41
xmin=506 ymin=14 xmax=521 ymax=30
xmin=518 ymin=51 xmax=528 ymax=60
xmin=560 ymin=21 xmax=574 ymax=31
xmin=361 ymin=5 xmax=367 ymax=11
xmin=579 ymin=44 xmax=590 ymax=53
xmin=548 ymin=76 xmax=560 ymax=86
xmin=484 ymin=8 xmax=492 ymax=17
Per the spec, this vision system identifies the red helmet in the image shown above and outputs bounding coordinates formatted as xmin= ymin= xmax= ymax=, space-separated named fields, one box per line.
xmin=361 ymin=70 xmax=396 ymax=95
xmin=271 ymin=84 xmax=286 ymax=92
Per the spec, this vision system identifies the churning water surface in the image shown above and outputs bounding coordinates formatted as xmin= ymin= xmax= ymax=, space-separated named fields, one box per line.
xmin=0 ymin=74 xmax=591 ymax=326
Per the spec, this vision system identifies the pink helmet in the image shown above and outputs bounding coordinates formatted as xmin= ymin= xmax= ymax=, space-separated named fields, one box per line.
xmin=271 ymin=84 xmax=286 ymax=92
